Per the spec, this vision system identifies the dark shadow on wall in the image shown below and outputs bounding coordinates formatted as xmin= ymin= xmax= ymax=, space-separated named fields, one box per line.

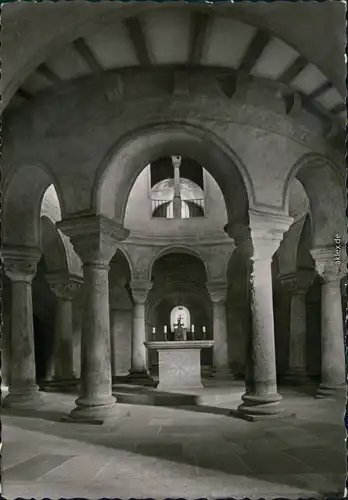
xmin=32 ymin=258 xmax=56 ymax=382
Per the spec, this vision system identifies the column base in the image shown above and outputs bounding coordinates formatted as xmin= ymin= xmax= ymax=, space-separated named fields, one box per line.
xmin=3 ymin=385 xmax=43 ymax=409
xmin=211 ymin=368 xmax=235 ymax=380
xmin=283 ymin=370 xmax=312 ymax=386
xmin=316 ymin=383 xmax=346 ymax=399
xmin=62 ymin=394 xmax=124 ymax=425
xmin=156 ymin=382 xmax=204 ymax=392
xmin=39 ymin=377 xmax=79 ymax=393
xmin=126 ymin=369 xmax=156 ymax=386
xmin=231 ymin=392 xmax=295 ymax=421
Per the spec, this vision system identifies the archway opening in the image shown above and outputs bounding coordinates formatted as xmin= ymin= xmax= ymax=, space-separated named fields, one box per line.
xmin=96 ymin=125 xmax=251 ymax=232
xmin=109 ymin=249 xmax=133 ymax=378
xmin=147 ymin=250 xmax=212 ymax=375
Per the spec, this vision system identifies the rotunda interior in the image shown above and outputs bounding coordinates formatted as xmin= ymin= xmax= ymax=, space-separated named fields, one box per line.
xmin=1 ymin=1 xmax=346 ymax=498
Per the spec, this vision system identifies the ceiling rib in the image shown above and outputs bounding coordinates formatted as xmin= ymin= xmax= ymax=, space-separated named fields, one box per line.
xmin=308 ymin=81 xmax=333 ymax=100
xmin=73 ymin=37 xmax=104 ymax=74
xmin=17 ymin=88 xmax=32 ymax=100
xmin=124 ymin=16 xmax=152 ymax=66
xmin=279 ymin=56 xmax=308 ymax=85
xmin=331 ymin=103 xmax=346 ymax=115
xmin=189 ymin=12 xmax=211 ymax=65
xmin=238 ymin=30 xmax=270 ymax=74
xmin=37 ymin=63 xmax=62 ymax=85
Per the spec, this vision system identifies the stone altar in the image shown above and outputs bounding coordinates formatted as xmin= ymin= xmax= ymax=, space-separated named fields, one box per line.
xmin=144 ymin=340 xmax=214 ymax=390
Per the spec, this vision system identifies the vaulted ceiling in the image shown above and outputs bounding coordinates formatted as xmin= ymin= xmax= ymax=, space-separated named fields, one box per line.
xmin=2 ymin=2 xmax=346 ymax=125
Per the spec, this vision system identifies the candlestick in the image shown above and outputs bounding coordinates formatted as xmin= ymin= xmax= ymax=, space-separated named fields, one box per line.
xmin=202 ymin=326 xmax=206 ymax=340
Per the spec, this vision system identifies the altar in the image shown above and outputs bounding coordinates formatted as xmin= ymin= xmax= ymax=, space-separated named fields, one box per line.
xmin=144 ymin=340 xmax=214 ymax=390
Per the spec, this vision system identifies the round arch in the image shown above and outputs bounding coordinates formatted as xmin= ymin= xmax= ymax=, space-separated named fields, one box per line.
xmin=146 ymin=281 xmax=213 ymax=329
xmin=2 ymin=164 xmax=64 ymax=248
xmin=149 ymin=245 xmax=208 ymax=282
xmin=110 ymin=247 xmax=133 ymax=281
xmin=94 ymin=122 xmax=252 ymax=229
xmin=170 ymin=305 xmax=191 ymax=332
xmin=282 ymin=153 xmax=345 ymax=248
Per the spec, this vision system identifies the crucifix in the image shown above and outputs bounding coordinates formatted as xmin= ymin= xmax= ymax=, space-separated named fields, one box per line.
xmin=173 ymin=314 xmax=185 ymax=341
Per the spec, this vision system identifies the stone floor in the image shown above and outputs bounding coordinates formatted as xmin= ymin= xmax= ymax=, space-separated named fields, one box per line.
xmin=1 ymin=381 xmax=346 ymax=499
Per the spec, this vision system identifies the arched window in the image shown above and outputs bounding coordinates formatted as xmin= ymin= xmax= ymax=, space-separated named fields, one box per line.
xmin=151 ymin=178 xmax=205 ymax=219
xmin=170 ymin=305 xmax=191 ymax=332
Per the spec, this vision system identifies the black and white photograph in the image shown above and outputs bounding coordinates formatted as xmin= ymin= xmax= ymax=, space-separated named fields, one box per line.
xmin=1 ymin=0 xmax=347 ymax=498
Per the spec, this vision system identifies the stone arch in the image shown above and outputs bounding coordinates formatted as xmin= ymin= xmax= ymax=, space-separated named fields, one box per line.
xmin=170 ymin=305 xmax=191 ymax=331
xmin=149 ymin=245 xmax=208 ymax=282
xmin=147 ymin=281 xmax=212 ymax=312
xmin=110 ymin=248 xmax=133 ymax=282
xmin=146 ymin=282 xmax=213 ymax=338
xmin=2 ymin=164 xmax=64 ymax=248
xmin=41 ymin=184 xmax=62 ymax=224
xmin=94 ymin=122 xmax=252 ymax=229
xmin=282 ymin=153 xmax=345 ymax=248
xmin=150 ymin=249 xmax=209 ymax=289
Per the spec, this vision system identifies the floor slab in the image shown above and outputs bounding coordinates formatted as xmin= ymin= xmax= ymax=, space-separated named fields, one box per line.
xmin=2 ymin=384 xmax=345 ymax=499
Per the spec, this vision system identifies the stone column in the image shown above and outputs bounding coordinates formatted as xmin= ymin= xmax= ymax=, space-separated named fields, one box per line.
xmin=280 ymin=271 xmax=314 ymax=383
xmin=172 ymin=155 xmax=182 ymax=219
xmin=311 ymin=247 xmax=346 ymax=398
xmin=45 ymin=274 xmax=83 ymax=391
xmin=207 ymin=281 xmax=231 ymax=377
xmin=57 ymin=215 xmax=129 ymax=423
xmin=227 ymin=211 xmax=293 ymax=420
xmin=2 ymin=247 xmax=43 ymax=408
xmin=128 ymin=280 xmax=154 ymax=385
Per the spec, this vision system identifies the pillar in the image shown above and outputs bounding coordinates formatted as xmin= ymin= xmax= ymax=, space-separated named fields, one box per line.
xmin=2 ymin=247 xmax=43 ymax=408
xmin=45 ymin=274 xmax=83 ymax=390
xmin=311 ymin=247 xmax=346 ymax=398
xmin=280 ymin=271 xmax=313 ymax=383
xmin=207 ymin=281 xmax=231 ymax=377
xmin=57 ymin=215 xmax=130 ymax=423
xmin=110 ymin=307 xmax=132 ymax=379
xmin=128 ymin=280 xmax=154 ymax=385
xmin=172 ymin=155 xmax=182 ymax=219
xmin=226 ymin=211 xmax=293 ymax=420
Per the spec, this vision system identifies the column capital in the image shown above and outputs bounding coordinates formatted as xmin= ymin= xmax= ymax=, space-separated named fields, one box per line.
xmin=46 ymin=272 xmax=83 ymax=300
xmin=130 ymin=280 xmax=152 ymax=304
xmin=224 ymin=212 xmax=293 ymax=261
xmin=310 ymin=246 xmax=346 ymax=283
xmin=2 ymin=246 xmax=42 ymax=282
xmin=279 ymin=270 xmax=314 ymax=293
xmin=207 ymin=280 xmax=228 ymax=303
xmin=224 ymin=222 xmax=251 ymax=246
xmin=57 ymin=215 xmax=130 ymax=266
xmin=249 ymin=210 xmax=293 ymax=261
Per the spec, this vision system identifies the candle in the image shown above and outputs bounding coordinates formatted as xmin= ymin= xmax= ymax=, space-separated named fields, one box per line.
xmin=152 ymin=327 xmax=156 ymax=340
xmin=191 ymin=325 xmax=195 ymax=332
xmin=202 ymin=326 xmax=206 ymax=340
xmin=164 ymin=325 xmax=167 ymax=333
xmin=202 ymin=326 xmax=206 ymax=333
xmin=152 ymin=327 xmax=156 ymax=333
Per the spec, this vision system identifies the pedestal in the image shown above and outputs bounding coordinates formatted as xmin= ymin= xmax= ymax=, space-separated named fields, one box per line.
xmin=144 ymin=341 xmax=214 ymax=391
